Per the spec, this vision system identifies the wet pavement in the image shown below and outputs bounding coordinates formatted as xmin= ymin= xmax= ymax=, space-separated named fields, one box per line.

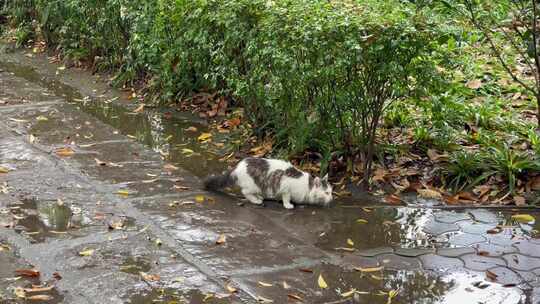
xmin=2 ymin=47 xmax=540 ymax=304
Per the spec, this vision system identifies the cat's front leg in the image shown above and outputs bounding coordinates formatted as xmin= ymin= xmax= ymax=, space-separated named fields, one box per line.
xmin=242 ymin=190 xmax=264 ymax=205
xmin=282 ymin=193 xmax=294 ymax=209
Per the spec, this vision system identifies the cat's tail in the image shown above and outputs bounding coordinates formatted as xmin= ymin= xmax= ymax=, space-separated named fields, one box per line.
xmin=203 ymin=171 xmax=236 ymax=190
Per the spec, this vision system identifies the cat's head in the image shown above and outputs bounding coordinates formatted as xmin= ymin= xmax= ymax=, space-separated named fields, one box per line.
xmin=309 ymin=174 xmax=333 ymax=206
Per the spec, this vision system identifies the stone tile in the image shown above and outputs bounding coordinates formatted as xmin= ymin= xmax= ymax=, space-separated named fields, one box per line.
xmin=457 ymin=221 xmax=498 ymax=235
xmin=356 ymin=247 xmax=394 ymax=257
xmin=340 ymin=255 xmax=380 ymax=269
xmin=517 ymin=270 xmax=539 ymax=284
xmin=423 ymin=218 xmax=460 ymax=235
xmin=437 ymin=247 xmax=476 ymax=257
xmin=461 ymin=254 xmax=506 ymax=271
xmin=433 ymin=210 xmax=471 ymax=224
xmin=488 ymin=267 xmax=523 ymax=285
xmin=473 ymin=243 xmax=517 ymax=257
xmin=420 ymin=254 xmax=464 ymax=270
xmin=503 ymin=254 xmax=540 ymax=272
xmin=375 ymin=253 xmax=422 ymax=270
xmin=394 ymin=247 xmax=435 ymax=257
xmin=467 ymin=209 xmax=500 ymax=224
xmin=513 ymin=241 xmax=540 ymax=258
xmin=448 ymin=233 xmax=486 ymax=247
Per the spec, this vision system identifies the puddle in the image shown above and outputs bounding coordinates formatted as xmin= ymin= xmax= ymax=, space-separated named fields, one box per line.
xmin=9 ymin=199 xmax=90 ymax=243
xmin=125 ymin=288 xmax=232 ymax=304
xmin=0 ymin=246 xmax=63 ymax=303
xmin=0 ymin=60 xmax=229 ymax=178
xmin=119 ymin=256 xmax=152 ymax=275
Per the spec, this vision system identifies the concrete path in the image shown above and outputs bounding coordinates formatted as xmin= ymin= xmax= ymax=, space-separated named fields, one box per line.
xmin=1 ymin=48 xmax=540 ymax=304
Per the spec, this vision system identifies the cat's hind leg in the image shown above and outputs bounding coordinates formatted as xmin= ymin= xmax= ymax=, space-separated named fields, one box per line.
xmin=282 ymin=193 xmax=294 ymax=209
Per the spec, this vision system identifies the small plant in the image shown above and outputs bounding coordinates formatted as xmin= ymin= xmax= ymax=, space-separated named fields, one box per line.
xmin=445 ymin=150 xmax=487 ymax=192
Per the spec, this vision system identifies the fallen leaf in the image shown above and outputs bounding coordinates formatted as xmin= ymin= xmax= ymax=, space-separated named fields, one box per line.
xmin=185 ymin=126 xmax=198 ymax=132
xmin=282 ymin=281 xmax=291 ymax=289
xmin=226 ymin=283 xmax=237 ymax=293
xmin=371 ymin=274 xmax=383 ymax=280
xmin=79 ymin=249 xmax=94 ymax=256
xmin=195 ymin=195 xmax=205 ymax=203
xmin=466 ymin=79 xmax=482 ymax=89
xmin=257 ymin=296 xmax=274 ymax=303
xmin=372 ymin=168 xmax=387 ymax=182
xmin=181 ymin=148 xmax=194 ymax=154
xmin=133 ymin=104 xmax=145 ymax=113
xmin=164 ymin=163 xmax=179 ymax=171
xmin=356 ymin=219 xmax=368 ymax=224
xmin=55 ymin=147 xmax=74 ymax=157
xmin=387 ymin=289 xmax=398 ymax=304
xmin=216 ymin=234 xmax=226 ymax=245
xmin=53 ymin=272 xmax=62 ymax=280
xmin=139 ymin=272 xmax=160 ymax=282
xmin=427 ymin=149 xmax=449 ymax=162
xmin=258 ymin=281 xmax=273 ymax=287
xmin=478 ymin=251 xmax=490 ymax=256
xmin=0 ymin=166 xmax=9 ymax=173
xmin=14 ymin=287 xmax=26 ymax=298
xmin=317 ymin=274 xmax=328 ymax=289
xmin=384 ymin=194 xmax=402 ymax=205
xmin=513 ymin=196 xmax=526 ymax=206
xmin=341 ymin=288 xmax=356 ymax=298
xmin=94 ymin=158 xmax=107 ymax=166
xmin=15 ymin=269 xmax=40 ymax=278
xmin=486 ymin=270 xmax=498 ymax=281
xmin=347 ymin=238 xmax=355 ymax=246
xmin=417 ymin=188 xmax=443 ymax=199
xmin=36 ymin=115 xmax=48 ymax=121
xmin=287 ymin=294 xmax=303 ymax=301
xmin=512 ymin=214 xmax=535 ymax=223
xmin=334 ymin=247 xmax=355 ymax=252
xmin=198 ymin=133 xmax=212 ymax=142
xmin=116 ymin=190 xmax=130 ymax=196
xmin=24 ymin=286 xmax=54 ymax=293
xmin=354 ymin=266 xmax=383 ymax=272
xmin=155 ymin=239 xmax=162 ymax=246
xmin=299 ymin=268 xmax=313 ymax=273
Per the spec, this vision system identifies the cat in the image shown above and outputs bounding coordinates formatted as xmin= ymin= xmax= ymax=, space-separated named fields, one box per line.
xmin=203 ymin=157 xmax=333 ymax=209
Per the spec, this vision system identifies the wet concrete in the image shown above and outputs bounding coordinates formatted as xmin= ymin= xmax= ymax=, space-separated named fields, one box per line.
xmin=1 ymin=45 xmax=540 ymax=304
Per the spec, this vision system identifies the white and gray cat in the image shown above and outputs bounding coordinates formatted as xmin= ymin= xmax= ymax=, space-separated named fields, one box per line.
xmin=203 ymin=158 xmax=333 ymax=209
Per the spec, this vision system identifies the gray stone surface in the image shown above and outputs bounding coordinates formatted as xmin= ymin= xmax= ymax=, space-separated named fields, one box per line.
xmin=420 ymin=254 xmax=464 ymax=270
xmin=436 ymin=247 xmax=476 ymax=257
xmin=448 ymin=233 xmax=487 ymax=247
xmin=474 ymin=243 xmax=518 ymax=257
xmin=461 ymin=254 xmax=506 ymax=271
xmin=468 ymin=209 xmax=500 ymax=223
xmin=513 ymin=241 xmax=540 ymax=257
xmin=433 ymin=210 xmax=471 ymax=224
xmin=394 ymin=247 xmax=435 ymax=257
xmin=488 ymin=267 xmax=523 ymax=285
xmin=503 ymin=254 xmax=540 ymax=271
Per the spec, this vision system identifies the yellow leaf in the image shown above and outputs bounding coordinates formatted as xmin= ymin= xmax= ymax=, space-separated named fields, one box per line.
xmin=216 ymin=234 xmax=226 ymax=245
xmin=181 ymin=148 xmax=194 ymax=154
xmin=198 ymin=133 xmax=212 ymax=142
xmin=354 ymin=266 xmax=384 ymax=272
xmin=282 ymin=281 xmax=290 ymax=289
xmin=0 ymin=167 xmax=9 ymax=174
xmin=195 ymin=195 xmax=205 ymax=203
xmin=258 ymin=281 xmax=273 ymax=287
xmin=256 ymin=296 xmax=274 ymax=303
xmin=133 ymin=104 xmax=145 ymax=113
xmin=371 ymin=274 xmax=383 ymax=280
xmin=226 ymin=283 xmax=237 ymax=293
xmin=155 ymin=239 xmax=162 ymax=246
xmin=36 ymin=115 xmax=48 ymax=121
xmin=79 ymin=249 xmax=94 ymax=256
xmin=356 ymin=219 xmax=368 ymax=224
xmin=347 ymin=238 xmax=354 ymax=246
xmin=341 ymin=288 xmax=356 ymax=298
xmin=512 ymin=214 xmax=535 ymax=223
xmin=387 ymin=289 xmax=399 ymax=304
xmin=14 ymin=287 xmax=26 ymax=298
xmin=55 ymin=147 xmax=74 ymax=157
xmin=417 ymin=188 xmax=442 ymax=199
xmin=116 ymin=190 xmax=130 ymax=196
xmin=318 ymin=274 xmax=328 ymax=289
xmin=334 ymin=247 xmax=355 ymax=252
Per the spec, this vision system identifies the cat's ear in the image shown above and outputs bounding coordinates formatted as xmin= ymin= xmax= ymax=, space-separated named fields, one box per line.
xmin=322 ymin=174 xmax=328 ymax=182
xmin=314 ymin=177 xmax=321 ymax=187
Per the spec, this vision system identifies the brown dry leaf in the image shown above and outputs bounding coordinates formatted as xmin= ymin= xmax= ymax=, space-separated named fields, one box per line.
xmin=164 ymin=163 xmax=179 ymax=171
xmin=466 ymin=79 xmax=482 ymax=89
xmin=53 ymin=272 xmax=62 ymax=280
xmin=0 ymin=166 xmax=9 ymax=174
xmin=477 ymin=251 xmax=490 ymax=256
xmin=417 ymin=188 xmax=443 ymax=200
xmin=299 ymin=268 xmax=313 ymax=273
xmin=287 ymin=294 xmax=303 ymax=302
xmin=24 ymin=286 xmax=54 ymax=293
xmin=473 ymin=185 xmax=491 ymax=198
xmin=514 ymin=196 xmax=526 ymax=206
xmin=372 ymin=168 xmax=387 ymax=182
xmin=185 ymin=126 xmax=198 ymax=132
xmin=250 ymin=141 xmax=273 ymax=157
xmin=486 ymin=227 xmax=502 ymax=234
xmin=529 ymin=176 xmax=540 ymax=191
xmin=216 ymin=234 xmax=226 ymax=245
xmin=258 ymin=281 xmax=273 ymax=287
xmin=139 ymin=272 xmax=160 ymax=282
xmin=384 ymin=194 xmax=402 ymax=205
xmin=55 ymin=147 xmax=75 ymax=157
xmin=133 ymin=104 xmax=145 ymax=113
xmin=27 ymin=294 xmax=54 ymax=301
xmin=486 ymin=270 xmax=498 ymax=281
xmin=427 ymin=149 xmax=448 ymax=162
xmin=15 ymin=269 xmax=40 ymax=278
xmin=444 ymin=195 xmax=460 ymax=205
xmin=354 ymin=266 xmax=383 ymax=272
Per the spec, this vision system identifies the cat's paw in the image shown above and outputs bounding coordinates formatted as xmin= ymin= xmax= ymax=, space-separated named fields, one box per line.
xmin=283 ymin=203 xmax=295 ymax=209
